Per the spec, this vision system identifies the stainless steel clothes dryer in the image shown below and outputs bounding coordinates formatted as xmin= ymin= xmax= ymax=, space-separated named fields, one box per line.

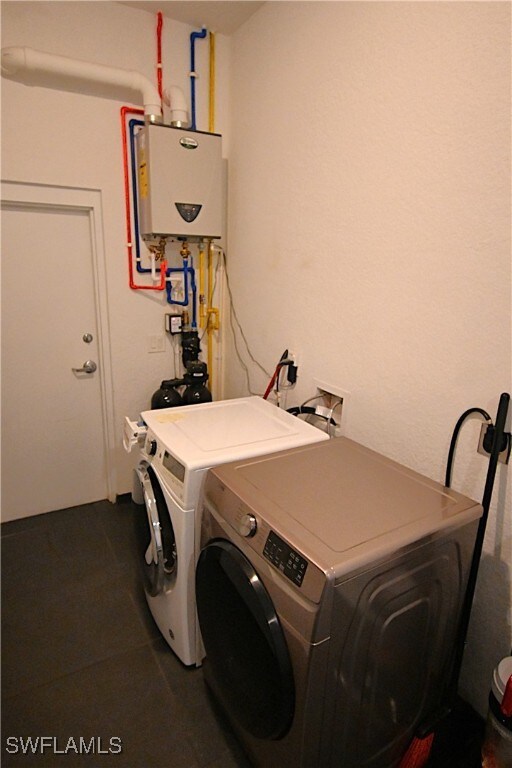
xmin=195 ymin=437 xmax=482 ymax=767
xmin=134 ymin=396 xmax=328 ymax=667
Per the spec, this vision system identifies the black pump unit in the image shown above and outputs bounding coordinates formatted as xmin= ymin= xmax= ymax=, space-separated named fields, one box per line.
xmin=151 ymin=318 xmax=211 ymax=409
xmin=181 ymin=329 xmax=201 ymax=368
xmin=182 ymin=361 xmax=212 ymax=405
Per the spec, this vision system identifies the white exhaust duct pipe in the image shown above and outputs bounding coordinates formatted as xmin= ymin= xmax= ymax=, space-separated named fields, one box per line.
xmin=163 ymin=85 xmax=189 ymax=127
xmin=1 ymin=46 xmax=163 ymax=120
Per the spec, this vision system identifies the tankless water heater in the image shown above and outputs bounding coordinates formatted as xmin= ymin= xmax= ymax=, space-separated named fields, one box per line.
xmin=135 ymin=124 xmax=222 ymax=243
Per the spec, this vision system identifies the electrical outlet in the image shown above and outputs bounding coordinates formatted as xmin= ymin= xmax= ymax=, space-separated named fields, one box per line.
xmin=477 ymin=422 xmax=511 ymax=464
xmin=287 ymin=350 xmax=299 ymax=384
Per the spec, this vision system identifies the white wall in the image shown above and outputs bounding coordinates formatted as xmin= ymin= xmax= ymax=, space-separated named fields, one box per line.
xmin=1 ymin=1 xmax=231 ymax=490
xmin=2 ymin=0 xmax=510 ymax=720
xmin=225 ymin=1 xmax=511 ymax=716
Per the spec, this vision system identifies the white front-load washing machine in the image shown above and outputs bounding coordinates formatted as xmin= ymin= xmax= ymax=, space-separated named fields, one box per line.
xmin=135 ymin=396 xmax=328 ymax=667
xmin=195 ymin=437 xmax=482 ymax=767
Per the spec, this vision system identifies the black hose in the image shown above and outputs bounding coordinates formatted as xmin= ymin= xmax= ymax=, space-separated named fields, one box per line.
xmin=445 ymin=407 xmax=491 ymax=488
xmin=417 ymin=393 xmax=510 ymax=739
xmin=444 ymin=393 xmax=510 ymax=711
xmin=286 ymin=405 xmax=337 ymax=425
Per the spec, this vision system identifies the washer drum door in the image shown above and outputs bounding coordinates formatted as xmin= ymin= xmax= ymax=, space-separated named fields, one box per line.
xmin=196 ymin=538 xmax=295 ymax=740
xmin=136 ymin=461 xmax=177 ymax=597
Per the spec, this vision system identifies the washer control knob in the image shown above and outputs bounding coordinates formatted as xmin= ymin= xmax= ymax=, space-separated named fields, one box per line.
xmin=148 ymin=440 xmax=157 ymax=456
xmin=238 ymin=513 xmax=257 ymax=538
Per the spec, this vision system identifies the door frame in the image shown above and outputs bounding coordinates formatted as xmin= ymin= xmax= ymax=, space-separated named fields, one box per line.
xmin=1 ymin=179 xmax=117 ymax=503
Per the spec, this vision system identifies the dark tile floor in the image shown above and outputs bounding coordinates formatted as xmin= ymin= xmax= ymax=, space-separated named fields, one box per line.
xmin=1 ymin=497 xmax=251 ymax=768
xmin=2 ymin=497 xmax=485 ymax=767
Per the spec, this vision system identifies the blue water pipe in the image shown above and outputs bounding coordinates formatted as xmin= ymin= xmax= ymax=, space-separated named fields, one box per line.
xmin=190 ymin=258 xmax=197 ymax=327
xmin=166 ymin=261 xmax=197 ymax=325
xmin=189 ymin=27 xmax=207 ymax=131
xmin=166 ymin=259 xmax=189 ymax=307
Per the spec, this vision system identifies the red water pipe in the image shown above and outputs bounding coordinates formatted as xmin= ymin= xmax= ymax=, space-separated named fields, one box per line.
xmin=120 ymin=105 xmax=166 ymax=291
xmin=119 ymin=13 xmax=166 ymax=291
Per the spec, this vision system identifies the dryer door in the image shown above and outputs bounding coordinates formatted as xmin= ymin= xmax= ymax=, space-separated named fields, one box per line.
xmin=196 ymin=539 xmax=295 ymax=740
xmin=136 ymin=462 xmax=177 ymax=597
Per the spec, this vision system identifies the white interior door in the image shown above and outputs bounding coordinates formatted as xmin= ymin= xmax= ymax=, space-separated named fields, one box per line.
xmin=1 ymin=183 xmax=115 ymax=521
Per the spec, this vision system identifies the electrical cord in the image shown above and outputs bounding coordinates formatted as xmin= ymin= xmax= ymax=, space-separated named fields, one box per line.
xmin=444 ymin=407 xmax=491 ymax=488
xmin=198 ymin=253 xmax=221 ymax=344
xmin=275 ymin=361 xmax=294 ymax=397
xmin=263 ymin=351 xmax=293 ymax=401
xmin=213 ymin=247 xmax=272 ymax=395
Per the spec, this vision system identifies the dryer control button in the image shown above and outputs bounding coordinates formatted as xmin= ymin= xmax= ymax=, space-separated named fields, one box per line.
xmin=238 ymin=513 xmax=257 ymax=538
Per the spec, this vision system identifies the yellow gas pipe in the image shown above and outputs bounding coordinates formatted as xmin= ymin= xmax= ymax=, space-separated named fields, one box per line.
xmin=207 ymin=240 xmax=219 ymax=394
xmin=198 ymin=244 xmax=206 ymax=329
xmin=205 ymin=32 xmax=219 ymax=394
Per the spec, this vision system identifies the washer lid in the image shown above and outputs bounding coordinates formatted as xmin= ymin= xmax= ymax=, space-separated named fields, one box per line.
xmin=215 ymin=437 xmax=482 ymax=576
xmin=141 ymin=397 xmax=328 ymax=469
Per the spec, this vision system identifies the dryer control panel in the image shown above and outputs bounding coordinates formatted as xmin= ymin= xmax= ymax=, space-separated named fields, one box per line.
xmin=263 ymin=530 xmax=309 ymax=587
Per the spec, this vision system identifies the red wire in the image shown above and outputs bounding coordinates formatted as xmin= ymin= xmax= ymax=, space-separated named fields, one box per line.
xmin=263 ymin=363 xmax=285 ymax=400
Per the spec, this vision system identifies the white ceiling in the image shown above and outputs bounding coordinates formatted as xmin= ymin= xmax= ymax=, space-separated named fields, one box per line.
xmin=117 ymin=1 xmax=265 ymax=35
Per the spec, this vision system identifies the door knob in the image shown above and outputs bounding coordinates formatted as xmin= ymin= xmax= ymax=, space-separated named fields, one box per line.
xmin=72 ymin=360 xmax=97 ymax=374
